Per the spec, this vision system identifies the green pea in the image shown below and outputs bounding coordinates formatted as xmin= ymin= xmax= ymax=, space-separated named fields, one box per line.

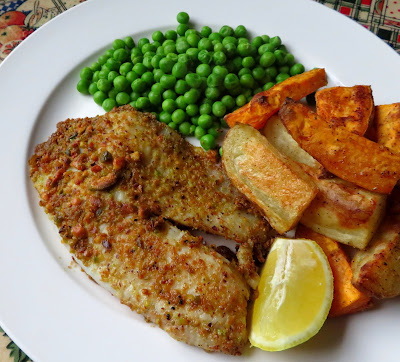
xmin=252 ymin=66 xmax=265 ymax=81
xmin=129 ymin=100 xmax=137 ymax=108
xmin=152 ymin=31 xmax=165 ymax=43
xmin=258 ymin=43 xmax=273 ymax=55
xmin=97 ymin=78 xmax=112 ymax=92
xmin=219 ymin=25 xmax=233 ymax=38
xmin=138 ymin=38 xmax=150 ymax=49
xmin=105 ymin=49 xmax=115 ymax=58
xmin=148 ymin=91 xmax=162 ymax=105
xmin=164 ymin=43 xmax=177 ymax=55
xmin=113 ymin=75 xmax=128 ymax=91
xmin=240 ymin=73 xmax=256 ymax=88
xmin=131 ymin=78 xmax=146 ymax=93
xmin=242 ymin=56 xmax=255 ymax=68
xmin=205 ymin=87 xmax=220 ymax=100
xmin=131 ymin=56 xmax=143 ymax=65
xmin=232 ymin=56 xmax=243 ymax=71
xmin=184 ymin=89 xmax=200 ymax=104
xmin=132 ymin=63 xmax=146 ymax=76
xmin=274 ymin=50 xmax=286 ymax=66
xmin=185 ymin=33 xmax=199 ymax=47
xmin=165 ymin=30 xmax=177 ymax=41
xmin=237 ymin=42 xmax=253 ymax=57
xmin=207 ymin=73 xmax=223 ymax=88
xmin=163 ymin=39 xmax=174 ymax=46
xmin=153 ymin=69 xmax=165 ymax=82
xmin=143 ymin=56 xmax=153 ymax=70
xmin=124 ymin=36 xmax=135 ymax=49
xmin=186 ymin=48 xmax=200 ymax=61
xmin=213 ymin=65 xmax=229 ymax=78
xmin=276 ymin=73 xmax=290 ymax=83
xmin=270 ymin=36 xmax=282 ymax=48
xmin=131 ymin=48 xmax=142 ymax=57
xmin=186 ymin=104 xmax=198 ymax=116
xmin=80 ymin=67 xmax=93 ymax=81
xmin=260 ymin=52 xmax=276 ymax=67
xmin=290 ymin=63 xmax=305 ymax=76
xmin=179 ymin=121 xmax=192 ymax=136
xmin=200 ymin=103 xmax=212 ymax=115
xmin=98 ymin=54 xmax=109 ymax=65
xmin=200 ymin=134 xmax=216 ymax=150
xmin=285 ymin=53 xmax=295 ymax=66
xmin=208 ymin=32 xmax=222 ymax=42
xmin=151 ymin=83 xmax=164 ymax=93
xmin=171 ymin=109 xmax=186 ymax=124
xmin=261 ymin=35 xmax=270 ymax=43
xmin=107 ymin=88 xmax=118 ymax=99
xmin=162 ymin=99 xmax=177 ymax=113
xmin=214 ymin=43 xmax=225 ymax=53
xmin=201 ymin=26 xmax=212 ymax=37
xmin=224 ymin=43 xmax=236 ymax=58
xmin=177 ymin=23 xmax=189 ymax=36
xmin=102 ymin=98 xmax=116 ymax=112
xmin=185 ymin=73 xmax=202 ymax=88
xmin=88 ymin=82 xmax=98 ymax=95
xmin=195 ymin=126 xmax=206 ymax=140
xmin=166 ymin=53 xmax=179 ymax=63
xmin=213 ymin=51 xmax=227 ymax=65
xmin=92 ymin=70 xmax=100 ymax=82
xmin=198 ymin=114 xmax=213 ymax=129
xmin=176 ymin=95 xmax=187 ymax=110
xmin=196 ymin=64 xmax=211 ymax=77
xmin=108 ymin=71 xmax=119 ymax=82
xmin=159 ymin=57 xmax=175 ymax=73
xmin=119 ymin=62 xmax=133 ymax=76
xmin=113 ymin=48 xmax=129 ymax=62
xmin=141 ymin=71 xmax=154 ymax=85
xmin=279 ymin=65 xmax=290 ymax=74
xmin=252 ymin=36 xmax=264 ymax=49
xmin=236 ymin=94 xmax=247 ymax=107
xmin=212 ymin=101 xmax=226 ymax=117
xmin=221 ymin=95 xmax=235 ymax=110
xmin=116 ymin=92 xmax=130 ymax=105
xmin=208 ymin=127 xmax=219 ymax=138
xmin=238 ymin=37 xmax=249 ymax=44
xmin=90 ymin=62 xmax=101 ymax=72
xmin=189 ymin=124 xmax=196 ymax=135
xmin=177 ymin=11 xmax=189 ymax=24
xmin=234 ymin=25 xmax=247 ymax=38
xmin=113 ymin=39 xmax=125 ymax=50
xmin=191 ymin=116 xmax=199 ymax=125
xmin=224 ymin=73 xmax=240 ymax=89
xmin=156 ymin=46 xmax=165 ymax=56
xmin=219 ymin=147 xmax=223 ymax=157
xmin=265 ymin=66 xmax=278 ymax=79
xmin=136 ymin=96 xmax=150 ymax=110
xmin=130 ymin=91 xmax=141 ymax=101
xmin=159 ymin=111 xmax=171 ymax=123
xmin=175 ymin=79 xmax=189 ymax=95
xmin=93 ymin=91 xmax=106 ymax=105
xmin=163 ymin=89 xmax=177 ymax=100
xmin=168 ymin=122 xmax=178 ymax=130
xmin=198 ymin=38 xmax=212 ymax=51
xmin=142 ymin=43 xmax=156 ymax=54
xmin=222 ymin=36 xmax=237 ymax=46
xmin=160 ymin=74 xmax=176 ymax=89
xmin=172 ymin=62 xmax=188 ymax=79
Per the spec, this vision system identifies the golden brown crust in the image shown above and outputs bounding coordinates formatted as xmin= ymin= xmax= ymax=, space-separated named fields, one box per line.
xmin=279 ymin=99 xmax=400 ymax=194
xmin=29 ymin=106 xmax=255 ymax=355
xmin=375 ymin=103 xmax=400 ymax=153
xmin=222 ymin=124 xmax=318 ymax=234
xmin=316 ymin=85 xmax=374 ymax=136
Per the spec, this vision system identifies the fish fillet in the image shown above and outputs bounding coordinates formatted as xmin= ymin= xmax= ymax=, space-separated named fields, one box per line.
xmin=29 ymin=107 xmax=260 ymax=354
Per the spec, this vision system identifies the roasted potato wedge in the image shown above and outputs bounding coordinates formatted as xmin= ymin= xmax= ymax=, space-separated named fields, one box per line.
xmin=352 ymin=214 xmax=400 ymax=299
xmin=375 ymin=102 xmax=400 ymax=153
xmin=296 ymin=225 xmax=373 ymax=317
xmin=300 ymin=176 xmax=386 ymax=249
xmin=262 ymin=114 xmax=323 ymax=172
xmin=316 ymin=85 xmax=374 ymax=136
xmin=279 ymin=99 xmax=400 ymax=194
xmin=224 ymin=68 xmax=327 ymax=129
xmin=222 ymin=124 xmax=318 ymax=234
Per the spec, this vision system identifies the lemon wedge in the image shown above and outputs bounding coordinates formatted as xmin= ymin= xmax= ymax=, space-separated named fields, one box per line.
xmin=249 ymin=237 xmax=333 ymax=351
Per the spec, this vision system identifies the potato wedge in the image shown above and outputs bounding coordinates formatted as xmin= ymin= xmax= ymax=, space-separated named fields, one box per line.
xmin=316 ymin=86 xmax=374 ymax=136
xmin=262 ymin=114 xmax=323 ymax=172
xmin=224 ymin=68 xmax=327 ymax=129
xmin=279 ymin=99 xmax=400 ymax=194
xmin=300 ymin=176 xmax=386 ymax=249
xmin=375 ymin=103 xmax=400 ymax=153
xmin=222 ymin=124 xmax=318 ymax=234
xmin=352 ymin=213 xmax=400 ymax=299
xmin=296 ymin=225 xmax=373 ymax=317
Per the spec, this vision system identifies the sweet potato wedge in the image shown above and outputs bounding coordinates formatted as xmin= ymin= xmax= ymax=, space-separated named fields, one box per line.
xmin=300 ymin=176 xmax=386 ymax=249
xmin=222 ymin=124 xmax=318 ymax=234
xmin=375 ymin=103 xmax=400 ymax=153
xmin=296 ymin=225 xmax=373 ymax=317
xmin=315 ymin=85 xmax=374 ymax=136
xmin=261 ymin=114 xmax=323 ymax=173
xmin=224 ymin=68 xmax=327 ymax=129
xmin=279 ymin=99 xmax=400 ymax=194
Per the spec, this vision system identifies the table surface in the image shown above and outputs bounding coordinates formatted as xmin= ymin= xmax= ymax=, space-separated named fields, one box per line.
xmin=0 ymin=0 xmax=399 ymax=360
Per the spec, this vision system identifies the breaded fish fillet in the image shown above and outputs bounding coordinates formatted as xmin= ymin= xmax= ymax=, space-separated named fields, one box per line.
xmin=29 ymin=107 xmax=260 ymax=354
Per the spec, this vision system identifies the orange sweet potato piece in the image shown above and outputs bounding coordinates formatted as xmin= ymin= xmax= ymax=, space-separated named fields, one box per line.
xmin=296 ymin=224 xmax=373 ymax=317
xmin=375 ymin=103 xmax=400 ymax=153
xmin=224 ymin=68 xmax=327 ymax=129
xmin=315 ymin=85 xmax=374 ymax=136
xmin=279 ymin=99 xmax=400 ymax=194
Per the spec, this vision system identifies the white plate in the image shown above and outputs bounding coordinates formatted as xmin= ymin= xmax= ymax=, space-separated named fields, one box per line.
xmin=0 ymin=0 xmax=399 ymax=361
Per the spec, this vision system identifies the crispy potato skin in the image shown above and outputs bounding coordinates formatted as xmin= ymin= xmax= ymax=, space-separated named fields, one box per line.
xmin=279 ymin=99 xmax=400 ymax=194
xmin=375 ymin=103 xmax=400 ymax=153
xmin=316 ymin=86 xmax=374 ymax=136
xmin=222 ymin=124 xmax=318 ymax=234
xmin=224 ymin=68 xmax=327 ymax=129
xmin=300 ymin=175 xmax=386 ymax=249
xmin=296 ymin=225 xmax=373 ymax=317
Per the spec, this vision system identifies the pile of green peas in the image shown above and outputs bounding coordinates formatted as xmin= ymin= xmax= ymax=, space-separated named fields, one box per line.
xmin=77 ymin=12 xmax=305 ymax=151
